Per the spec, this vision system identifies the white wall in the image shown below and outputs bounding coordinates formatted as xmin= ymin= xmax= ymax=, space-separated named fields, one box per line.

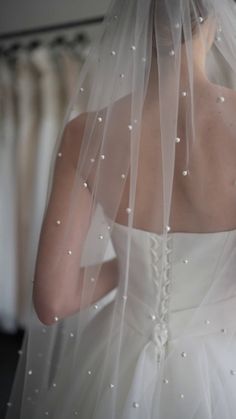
xmin=0 ymin=0 xmax=112 ymax=45
xmin=0 ymin=0 xmax=111 ymax=33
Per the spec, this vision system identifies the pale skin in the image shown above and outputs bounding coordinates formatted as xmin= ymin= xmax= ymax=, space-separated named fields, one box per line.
xmin=33 ymin=17 xmax=236 ymax=324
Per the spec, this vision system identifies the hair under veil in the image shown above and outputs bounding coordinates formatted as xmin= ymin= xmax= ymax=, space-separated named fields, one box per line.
xmin=5 ymin=0 xmax=236 ymax=418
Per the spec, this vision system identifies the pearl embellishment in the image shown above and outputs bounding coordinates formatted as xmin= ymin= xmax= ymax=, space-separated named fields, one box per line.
xmin=217 ymin=96 xmax=225 ymax=103
xmin=133 ymin=402 xmax=140 ymax=408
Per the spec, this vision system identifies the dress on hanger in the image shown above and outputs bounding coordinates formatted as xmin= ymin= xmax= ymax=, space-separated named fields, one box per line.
xmin=0 ymin=58 xmax=18 ymax=332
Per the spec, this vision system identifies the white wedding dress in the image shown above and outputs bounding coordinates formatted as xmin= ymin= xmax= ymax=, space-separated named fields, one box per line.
xmin=23 ymin=220 xmax=236 ymax=419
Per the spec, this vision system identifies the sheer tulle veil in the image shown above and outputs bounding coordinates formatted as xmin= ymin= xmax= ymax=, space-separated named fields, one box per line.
xmin=5 ymin=0 xmax=236 ymax=418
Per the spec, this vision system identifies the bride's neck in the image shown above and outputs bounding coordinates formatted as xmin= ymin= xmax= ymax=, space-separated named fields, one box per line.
xmin=144 ymin=45 xmax=209 ymax=112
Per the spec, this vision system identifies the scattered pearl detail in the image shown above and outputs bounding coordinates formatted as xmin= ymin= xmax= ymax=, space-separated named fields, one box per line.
xmin=99 ymin=234 xmax=104 ymax=240
xmin=181 ymin=352 xmax=187 ymax=358
xmin=163 ymin=379 xmax=169 ymax=384
xmin=133 ymin=402 xmax=140 ymax=408
xmin=121 ymin=174 xmax=126 ymax=179
xmin=175 ymin=137 xmax=181 ymax=143
xmin=28 ymin=370 xmax=33 ymax=375
xmin=79 ymin=87 xmax=84 ymax=92
xmin=57 ymin=152 xmax=62 ymax=157
xmin=230 ymin=370 xmax=236 ymax=375
xmin=169 ymin=49 xmax=175 ymax=56
xmin=181 ymin=91 xmax=187 ymax=97
xmin=68 ymin=250 xmax=72 ymax=255
xmin=217 ymin=96 xmax=225 ymax=103
xmin=126 ymin=207 xmax=132 ymax=214
xmin=98 ymin=117 xmax=103 ymax=122
xmin=205 ymin=319 xmax=210 ymax=325
xmin=54 ymin=316 xmax=59 ymax=322
xmin=100 ymin=154 xmax=105 ymax=160
xmin=56 ymin=220 xmax=61 ymax=225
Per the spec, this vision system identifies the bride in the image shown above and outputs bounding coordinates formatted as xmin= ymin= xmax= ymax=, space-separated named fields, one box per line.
xmin=6 ymin=0 xmax=236 ymax=418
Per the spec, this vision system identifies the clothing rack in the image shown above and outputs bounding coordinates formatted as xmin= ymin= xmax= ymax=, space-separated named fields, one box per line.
xmin=0 ymin=15 xmax=105 ymax=41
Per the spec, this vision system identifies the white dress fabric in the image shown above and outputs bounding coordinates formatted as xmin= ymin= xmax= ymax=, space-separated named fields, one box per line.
xmin=0 ymin=59 xmax=18 ymax=332
xmin=26 ymin=221 xmax=236 ymax=419
xmin=15 ymin=51 xmax=40 ymax=328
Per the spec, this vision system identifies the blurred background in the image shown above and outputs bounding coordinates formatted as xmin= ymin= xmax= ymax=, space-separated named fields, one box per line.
xmin=0 ymin=0 xmax=111 ymax=416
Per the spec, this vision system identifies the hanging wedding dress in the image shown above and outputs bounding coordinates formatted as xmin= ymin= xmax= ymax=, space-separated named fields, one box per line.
xmin=0 ymin=58 xmax=18 ymax=332
xmin=15 ymin=50 xmax=40 ymax=328
xmin=5 ymin=0 xmax=236 ymax=418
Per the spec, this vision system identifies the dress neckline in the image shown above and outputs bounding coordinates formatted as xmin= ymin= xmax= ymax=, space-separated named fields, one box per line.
xmin=112 ymin=220 xmax=236 ymax=237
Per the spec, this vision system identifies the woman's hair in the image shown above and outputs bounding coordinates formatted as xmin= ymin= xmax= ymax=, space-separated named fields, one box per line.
xmin=152 ymin=0 xmax=213 ymax=49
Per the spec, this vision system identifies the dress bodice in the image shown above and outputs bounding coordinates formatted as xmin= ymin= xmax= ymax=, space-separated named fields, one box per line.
xmin=110 ymin=222 xmax=236 ymax=354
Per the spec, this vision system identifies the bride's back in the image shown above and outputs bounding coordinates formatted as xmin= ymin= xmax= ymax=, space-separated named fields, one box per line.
xmin=113 ymin=81 xmax=236 ymax=234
